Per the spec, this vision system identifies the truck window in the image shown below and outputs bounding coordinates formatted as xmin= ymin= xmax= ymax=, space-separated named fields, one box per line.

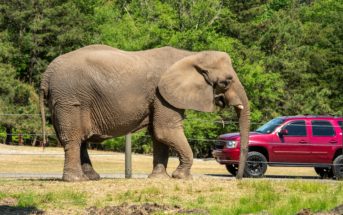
xmin=256 ymin=118 xmax=285 ymax=134
xmin=338 ymin=121 xmax=343 ymax=130
xmin=284 ymin=120 xmax=306 ymax=136
xmin=311 ymin=120 xmax=335 ymax=136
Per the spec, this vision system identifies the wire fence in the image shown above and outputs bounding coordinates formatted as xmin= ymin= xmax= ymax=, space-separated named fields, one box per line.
xmin=1 ymin=113 xmax=342 ymax=129
xmin=0 ymin=113 xmax=342 ymax=143
xmin=0 ymin=113 xmax=343 ymax=124
xmin=1 ymin=112 xmax=244 ymax=144
xmin=0 ymin=152 xmax=342 ymax=167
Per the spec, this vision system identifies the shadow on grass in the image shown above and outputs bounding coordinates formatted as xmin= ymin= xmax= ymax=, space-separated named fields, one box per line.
xmin=0 ymin=205 xmax=44 ymax=215
xmin=205 ymin=174 xmax=323 ymax=180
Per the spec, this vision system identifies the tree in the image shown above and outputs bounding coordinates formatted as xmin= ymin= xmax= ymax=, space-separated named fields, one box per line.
xmin=255 ymin=0 xmax=343 ymax=116
xmin=0 ymin=0 xmax=341 ymax=155
xmin=0 ymin=63 xmax=40 ymax=144
xmin=0 ymin=0 xmax=94 ymax=87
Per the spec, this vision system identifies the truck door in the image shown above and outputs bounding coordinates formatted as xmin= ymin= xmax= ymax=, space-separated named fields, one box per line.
xmin=309 ymin=120 xmax=338 ymax=164
xmin=271 ymin=120 xmax=311 ymax=163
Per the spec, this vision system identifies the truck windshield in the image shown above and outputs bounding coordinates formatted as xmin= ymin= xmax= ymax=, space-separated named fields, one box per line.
xmin=256 ymin=118 xmax=285 ymax=134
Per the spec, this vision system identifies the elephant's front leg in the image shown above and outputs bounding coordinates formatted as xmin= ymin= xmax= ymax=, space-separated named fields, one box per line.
xmin=80 ymin=142 xmax=100 ymax=180
xmin=153 ymin=126 xmax=193 ymax=179
xmin=152 ymin=93 xmax=193 ymax=179
xmin=148 ymin=134 xmax=170 ymax=178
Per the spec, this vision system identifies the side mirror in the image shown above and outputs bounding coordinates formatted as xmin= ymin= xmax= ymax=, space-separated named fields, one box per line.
xmin=279 ymin=129 xmax=288 ymax=136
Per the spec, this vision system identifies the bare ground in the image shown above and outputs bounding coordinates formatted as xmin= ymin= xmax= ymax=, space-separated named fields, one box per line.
xmin=0 ymin=144 xmax=317 ymax=178
xmin=296 ymin=204 xmax=343 ymax=215
xmin=85 ymin=203 xmax=209 ymax=215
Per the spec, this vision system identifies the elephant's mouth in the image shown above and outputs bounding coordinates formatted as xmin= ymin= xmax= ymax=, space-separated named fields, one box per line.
xmin=214 ymin=94 xmax=226 ymax=108
xmin=214 ymin=94 xmax=244 ymax=110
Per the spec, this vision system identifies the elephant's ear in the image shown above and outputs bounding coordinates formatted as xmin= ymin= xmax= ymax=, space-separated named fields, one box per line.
xmin=158 ymin=55 xmax=214 ymax=112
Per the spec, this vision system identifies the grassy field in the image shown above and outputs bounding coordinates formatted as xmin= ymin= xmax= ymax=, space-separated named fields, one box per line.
xmin=0 ymin=144 xmax=342 ymax=215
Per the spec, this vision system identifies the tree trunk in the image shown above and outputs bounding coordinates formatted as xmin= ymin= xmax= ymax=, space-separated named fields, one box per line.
xmin=5 ymin=126 xmax=13 ymax=145
xmin=32 ymin=134 xmax=37 ymax=146
xmin=18 ymin=133 xmax=23 ymax=146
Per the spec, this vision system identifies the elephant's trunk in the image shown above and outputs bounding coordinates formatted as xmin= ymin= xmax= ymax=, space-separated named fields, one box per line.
xmin=235 ymin=96 xmax=250 ymax=179
xmin=225 ymin=82 xmax=250 ymax=179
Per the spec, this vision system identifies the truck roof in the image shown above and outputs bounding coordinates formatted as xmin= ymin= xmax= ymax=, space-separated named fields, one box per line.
xmin=279 ymin=115 xmax=343 ymax=120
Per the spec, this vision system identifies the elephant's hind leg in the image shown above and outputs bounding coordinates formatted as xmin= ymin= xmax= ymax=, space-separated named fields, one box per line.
xmin=54 ymin=105 xmax=89 ymax=182
xmin=62 ymin=140 xmax=89 ymax=181
xmin=81 ymin=142 xmax=100 ymax=180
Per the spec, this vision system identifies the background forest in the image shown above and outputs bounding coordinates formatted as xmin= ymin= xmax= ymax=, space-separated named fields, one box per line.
xmin=0 ymin=0 xmax=342 ymax=157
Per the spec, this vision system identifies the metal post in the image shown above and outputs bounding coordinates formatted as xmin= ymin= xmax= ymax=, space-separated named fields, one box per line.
xmin=125 ymin=133 xmax=132 ymax=178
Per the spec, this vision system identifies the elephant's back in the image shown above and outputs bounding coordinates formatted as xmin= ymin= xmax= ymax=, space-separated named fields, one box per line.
xmin=48 ymin=45 xmax=147 ymax=80
xmin=47 ymin=46 xmax=151 ymax=102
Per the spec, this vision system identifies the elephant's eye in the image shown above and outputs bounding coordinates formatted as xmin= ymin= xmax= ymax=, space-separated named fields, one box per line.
xmin=219 ymin=80 xmax=229 ymax=87
xmin=226 ymin=75 xmax=233 ymax=82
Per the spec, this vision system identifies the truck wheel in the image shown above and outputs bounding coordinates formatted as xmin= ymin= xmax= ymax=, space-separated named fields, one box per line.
xmin=244 ymin=151 xmax=268 ymax=178
xmin=314 ymin=167 xmax=334 ymax=179
xmin=225 ymin=164 xmax=238 ymax=176
xmin=333 ymin=155 xmax=343 ymax=180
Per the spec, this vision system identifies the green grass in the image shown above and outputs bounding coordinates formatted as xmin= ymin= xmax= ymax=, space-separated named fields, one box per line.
xmin=0 ymin=188 xmax=87 ymax=209
xmin=226 ymin=181 xmax=343 ymax=215
xmin=0 ymin=145 xmax=340 ymax=214
xmin=231 ymin=181 xmax=279 ymax=215
xmin=0 ymin=179 xmax=342 ymax=214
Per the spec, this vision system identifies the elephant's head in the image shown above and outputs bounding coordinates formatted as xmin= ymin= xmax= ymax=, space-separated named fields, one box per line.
xmin=158 ymin=51 xmax=250 ymax=179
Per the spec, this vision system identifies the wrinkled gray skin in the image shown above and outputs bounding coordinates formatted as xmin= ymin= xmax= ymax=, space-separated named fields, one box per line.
xmin=40 ymin=45 xmax=250 ymax=181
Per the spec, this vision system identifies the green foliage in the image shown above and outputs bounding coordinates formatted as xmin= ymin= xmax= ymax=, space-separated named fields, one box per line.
xmin=0 ymin=63 xmax=40 ymax=144
xmin=1 ymin=0 xmax=342 ymax=155
xmin=0 ymin=0 xmax=94 ymax=85
xmin=102 ymin=130 xmax=152 ymax=154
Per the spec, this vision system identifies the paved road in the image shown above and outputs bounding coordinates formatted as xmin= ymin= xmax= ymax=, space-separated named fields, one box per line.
xmin=0 ymin=173 xmax=146 ymax=179
xmin=0 ymin=173 xmax=215 ymax=179
xmin=0 ymin=173 xmax=333 ymax=182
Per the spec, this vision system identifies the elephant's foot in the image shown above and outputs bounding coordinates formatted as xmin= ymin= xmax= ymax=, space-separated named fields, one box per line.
xmin=62 ymin=169 xmax=89 ymax=182
xmin=148 ymin=164 xmax=171 ymax=179
xmin=172 ymin=167 xmax=192 ymax=180
xmin=82 ymin=164 xmax=100 ymax=180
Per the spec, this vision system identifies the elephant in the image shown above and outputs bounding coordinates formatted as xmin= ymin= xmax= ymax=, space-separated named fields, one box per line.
xmin=39 ymin=45 xmax=250 ymax=181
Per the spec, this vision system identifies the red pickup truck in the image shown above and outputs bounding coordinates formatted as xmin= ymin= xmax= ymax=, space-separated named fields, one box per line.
xmin=212 ymin=116 xmax=343 ymax=179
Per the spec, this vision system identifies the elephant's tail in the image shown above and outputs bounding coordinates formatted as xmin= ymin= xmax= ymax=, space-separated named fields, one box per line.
xmin=39 ymin=88 xmax=46 ymax=148
xmin=40 ymin=70 xmax=51 ymax=149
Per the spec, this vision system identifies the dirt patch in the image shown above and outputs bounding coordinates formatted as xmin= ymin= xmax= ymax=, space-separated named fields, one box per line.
xmin=0 ymin=206 xmax=44 ymax=215
xmin=297 ymin=204 xmax=343 ymax=215
xmin=85 ymin=203 xmax=208 ymax=215
xmin=0 ymin=197 xmax=17 ymax=206
xmin=331 ymin=204 xmax=343 ymax=214
xmin=0 ymin=197 xmax=44 ymax=215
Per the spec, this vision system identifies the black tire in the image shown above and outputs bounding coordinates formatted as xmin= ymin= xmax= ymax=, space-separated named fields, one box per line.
xmin=225 ymin=164 xmax=238 ymax=176
xmin=333 ymin=155 xmax=343 ymax=180
xmin=314 ymin=167 xmax=334 ymax=179
xmin=244 ymin=151 xmax=268 ymax=178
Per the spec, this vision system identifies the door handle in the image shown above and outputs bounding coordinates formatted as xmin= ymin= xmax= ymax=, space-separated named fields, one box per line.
xmin=299 ymin=140 xmax=307 ymax=144
xmin=329 ymin=140 xmax=338 ymax=144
